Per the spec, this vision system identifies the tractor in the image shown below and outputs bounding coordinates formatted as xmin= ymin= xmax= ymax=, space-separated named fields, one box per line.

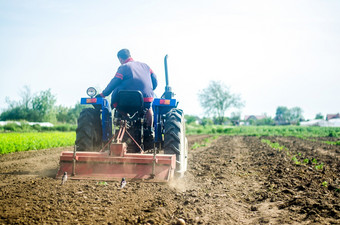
xmin=56 ymin=55 xmax=188 ymax=182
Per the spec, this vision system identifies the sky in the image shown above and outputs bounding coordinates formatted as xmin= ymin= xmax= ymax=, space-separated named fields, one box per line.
xmin=0 ymin=0 xmax=339 ymax=120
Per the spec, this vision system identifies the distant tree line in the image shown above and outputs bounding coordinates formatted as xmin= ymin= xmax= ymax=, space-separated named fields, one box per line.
xmin=0 ymin=86 xmax=85 ymax=124
xmin=1 ymin=83 xmax=317 ymax=127
xmin=274 ymin=106 xmax=304 ymax=125
xmin=185 ymin=105 xmax=307 ymax=126
xmin=196 ymin=80 xmax=307 ymax=126
xmin=185 ymin=105 xmax=306 ymax=126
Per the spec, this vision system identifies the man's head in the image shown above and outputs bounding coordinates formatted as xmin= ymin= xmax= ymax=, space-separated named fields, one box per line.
xmin=117 ymin=49 xmax=131 ymax=64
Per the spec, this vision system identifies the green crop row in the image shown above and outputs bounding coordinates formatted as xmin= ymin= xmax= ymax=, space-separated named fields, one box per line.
xmin=261 ymin=138 xmax=325 ymax=170
xmin=191 ymin=136 xmax=219 ymax=150
xmin=0 ymin=123 xmax=77 ymax=132
xmin=0 ymin=132 xmax=76 ymax=154
xmin=186 ymin=125 xmax=340 ymax=138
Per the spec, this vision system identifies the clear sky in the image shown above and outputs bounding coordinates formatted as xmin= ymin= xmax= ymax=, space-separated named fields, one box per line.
xmin=0 ymin=0 xmax=339 ymax=120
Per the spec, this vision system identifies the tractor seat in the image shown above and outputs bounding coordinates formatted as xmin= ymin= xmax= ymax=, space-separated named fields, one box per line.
xmin=116 ymin=90 xmax=144 ymax=118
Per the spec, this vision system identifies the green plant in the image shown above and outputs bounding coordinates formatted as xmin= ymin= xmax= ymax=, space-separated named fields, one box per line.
xmin=303 ymin=158 xmax=309 ymax=164
xmin=312 ymin=158 xmax=318 ymax=164
xmin=321 ymin=181 xmax=328 ymax=187
xmin=328 ymin=130 xmax=336 ymax=137
xmin=323 ymin=140 xmax=340 ymax=146
xmin=191 ymin=142 xmax=201 ymax=150
xmin=191 ymin=136 xmax=217 ymax=150
xmin=0 ymin=132 xmax=76 ymax=154
xmin=186 ymin=125 xmax=340 ymax=137
xmin=3 ymin=123 xmax=21 ymax=132
xmin=261 ymin=139 xmax=287 ymax=152
xmin=291 ymin=156 xmax=300 ymax=164
xmin=315 ymin=163 xmax=324 ymax=170
xmin=96 ymin=181 xmax=108 ymax=185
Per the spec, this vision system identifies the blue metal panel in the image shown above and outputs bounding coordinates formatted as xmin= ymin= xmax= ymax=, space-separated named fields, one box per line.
xmin=80 ymin=97 xmax=108 ymax=106
xmin=101 ymin=106 xmax=112 ymax=142
xmin=152 ymin=98 xmax=178 ymax=143
xmin=80 ymin=97 xmax=112 ymax=142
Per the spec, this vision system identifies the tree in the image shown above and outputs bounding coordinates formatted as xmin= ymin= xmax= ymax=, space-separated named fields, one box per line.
xmin=0 ymin=106 xmax=28 ymax=121
xmin=31 ymin=89 xmax=56 ymax=122
xmin=289 ymin=107 xmax=304 ymax=124
xmin=0 ymin=86 xmax=86 ymax=124
xmin=198 ymin=81 xmax=244 ymax=125
xmin=274 ymin=106 xmax=304 ymax=125
xmin=66 ymin=102 xmax=87 ymax=124
xmin=1 ymin=86 xmax=34 ymax=121
xmin=274 ymin=106 xmax=290 ymax=125
xmin=0 ymin=87 xmax=57 ymax=122
xmin=184 ymin=115 xmax=198 ymax=125
xmin=19 ymin=85 xmax=33 ymax=110
xmin=54 ymin=103 xmax=86 ymax=124
xmin=255 ymin=117 xmax=274 ymax=126
xmin=200 ymin=117 xmax=213 ymax=126
xmin=56 ymin=105 xmax=70 ymax=123
xmin=230 ymin=112 xmax=241 ymax=126
xmin=315 ymin=113 xmax=324 ymax=120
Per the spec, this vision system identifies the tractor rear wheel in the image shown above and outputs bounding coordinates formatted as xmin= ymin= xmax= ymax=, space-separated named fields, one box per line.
xmin=75 ymin=108 xmax=102 ymax=151
xmin=164 ymin=108 xmax=188 ymax=177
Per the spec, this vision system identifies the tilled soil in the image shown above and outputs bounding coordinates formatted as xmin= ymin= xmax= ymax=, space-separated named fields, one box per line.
xmin=0 ymin=135 xmax=339 ymax=224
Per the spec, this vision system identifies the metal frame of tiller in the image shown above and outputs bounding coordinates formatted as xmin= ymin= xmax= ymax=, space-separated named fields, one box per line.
xmin=56 ymin=124 xmax=176 ymax=182
xmin=56 ymin=103 xmax=176 ymax=183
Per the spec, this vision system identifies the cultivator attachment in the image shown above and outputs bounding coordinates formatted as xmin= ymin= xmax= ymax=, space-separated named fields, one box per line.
xmin=56 ymin=145 xmax=176 ymax=182
xmin=56 ymin=122 xmax=176 ymax=182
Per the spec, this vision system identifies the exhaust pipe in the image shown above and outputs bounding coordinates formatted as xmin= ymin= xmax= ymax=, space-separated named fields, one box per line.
xmin=163 ymin=55 xmax=174 ymax=99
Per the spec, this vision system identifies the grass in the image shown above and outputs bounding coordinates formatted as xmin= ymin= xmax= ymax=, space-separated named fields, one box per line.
xmin=0 ymin=132 xmax=76 ymax=154
xmin=191 ymin=136 xmax=219 ymax=150
xmin=0 ymin=122 xmax=77 ymax=132
xmin=322 ymin=140 xmax=340 ymax=146
xmin=186 ymin=125 xmax=340 ymax=138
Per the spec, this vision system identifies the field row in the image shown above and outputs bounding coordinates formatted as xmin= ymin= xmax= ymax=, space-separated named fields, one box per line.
xmin=0 ymin=132 xmax=75 ymax=154
xmin=1 ymin=126 xmax=339 ymax=155
xmin=186 ymin=125 xmax=340 ymax=138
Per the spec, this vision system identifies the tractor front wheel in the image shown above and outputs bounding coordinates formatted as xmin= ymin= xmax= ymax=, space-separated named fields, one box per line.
xmin=75 ymin=108 xmax=102 ymax=151
xmin=164 ymin=108 xmax=188 ymax=177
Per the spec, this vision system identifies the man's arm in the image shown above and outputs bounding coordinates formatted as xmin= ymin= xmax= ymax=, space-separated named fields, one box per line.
xmin=100 ymin=72 xmax=124 ymax=97
xmin=150 ymin=69 xmax=158 ymax=90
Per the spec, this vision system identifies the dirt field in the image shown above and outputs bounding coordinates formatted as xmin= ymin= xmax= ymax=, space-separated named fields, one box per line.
xmin=0 ymin=135 xmax=339 ymax=224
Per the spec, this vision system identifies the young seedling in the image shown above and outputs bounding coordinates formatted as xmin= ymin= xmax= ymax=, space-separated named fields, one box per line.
xmin=315 ymin=163 xmax=324 ymax=170
xmin=312 ymin=158 xmax=318 ymax=164
xmin=321 ymin=181 xmax=328 ymax=187
xmin=291 ymin=156 xmax=300 ymax=164
xmin=191 ymin=142 xmax=201 ymax=150
xmin=191 ymin=136 xmax=217 ymax=150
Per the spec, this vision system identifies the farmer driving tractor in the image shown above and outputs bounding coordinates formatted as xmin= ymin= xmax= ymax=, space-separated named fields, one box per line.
xmin=97 ymin=49 xmax=158 ymax=128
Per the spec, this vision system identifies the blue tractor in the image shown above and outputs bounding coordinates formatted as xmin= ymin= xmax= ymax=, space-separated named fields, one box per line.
xmin=73 ymin=55 xmax=188 ymax=178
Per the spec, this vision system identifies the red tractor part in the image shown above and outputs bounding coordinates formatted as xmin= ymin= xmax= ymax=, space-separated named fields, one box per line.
xmin=56 ymin=122 xmax=176 ymax=182
xmin=55 ymin=145 xmax=176 ymax=182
